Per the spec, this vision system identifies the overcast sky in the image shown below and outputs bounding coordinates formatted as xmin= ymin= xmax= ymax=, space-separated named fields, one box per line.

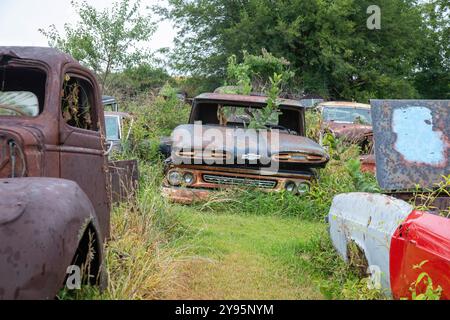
xmin=0 ymin=0 xmax=176 ymax=50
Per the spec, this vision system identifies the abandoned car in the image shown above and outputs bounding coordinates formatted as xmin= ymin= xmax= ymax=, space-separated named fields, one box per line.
xmin=161 ymin=93 xmax=329 ymax=203
xmin=0 ymin=46 xmax=110 ymax=299
xmin=104 ymin=111 xmax=133 ymax=152
xmin=329 ymin=99 xmax=449 ymax=299
xmin=102 ymin=95 xmax=119 ymax=112
xmin=317 ymin=101 xmax=372 ymax=148
xmin=317 ymin=101 xmax=374 ymax=173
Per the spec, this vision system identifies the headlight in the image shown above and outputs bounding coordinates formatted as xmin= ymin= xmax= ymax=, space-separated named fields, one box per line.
xmin=297 ymin=182 xmax=310 ymax=194
xmin=183 ymin=172 xmax=194 ymax=185
xmin=285 ymin=181 xmax=297 ymax=193
xmin=168 ymin=171 xmax=182 ymax=186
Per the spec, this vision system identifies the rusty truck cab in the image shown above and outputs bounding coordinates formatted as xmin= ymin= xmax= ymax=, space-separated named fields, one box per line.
xmin=0 ymin=47 xmax=109 ymax=238
xmin=0 ymin=47 xmax=110 ymax=299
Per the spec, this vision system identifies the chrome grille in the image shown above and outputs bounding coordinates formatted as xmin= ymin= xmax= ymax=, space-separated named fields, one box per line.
xmin=203 ymin=174 xmax=277 ymax=189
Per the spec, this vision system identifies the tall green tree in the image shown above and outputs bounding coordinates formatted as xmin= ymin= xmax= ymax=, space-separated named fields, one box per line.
xmin=40 ymin=0 xmax=156 ymax=90
xmin=414 ymin=0 xmax=449 ymax=98
xmin=162 ymin=0 xmax=447 ymax=100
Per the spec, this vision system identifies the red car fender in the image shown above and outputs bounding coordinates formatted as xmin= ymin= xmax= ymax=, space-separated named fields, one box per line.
xmin=390 ymin=210 xmax=450 ymax=300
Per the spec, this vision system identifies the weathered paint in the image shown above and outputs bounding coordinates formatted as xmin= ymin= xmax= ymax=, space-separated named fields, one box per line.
xmin=323 ymin=121 xmax=373 ymax=145
xmin=392 ymin=107 xmax=446 ymax=166
xmin=390 ymin=210 xmax=450 ymax=300
xmin=164 ymin=92 xmax=329 ymax=201
xmin=171 ymin=124 xmax=328 ymax=168
xmin=0 ymin=178 xmax=103 ymax=299
xmin=162 ymin=186 xmax=211 ymax=204
xmin=328 ymin=192 xmax=413 ymax=294
xmin=162 ymin=163 xmax=313 ymax=203
xmin=0 ymin=46 xmax=110 ymax=299
xmin=0 ymin=46 xmax=110 ymax=239
xmin=371 ymin=100 xmax=449 ymax=190
xmin=360 ymin=154 xmax=376 ymax=174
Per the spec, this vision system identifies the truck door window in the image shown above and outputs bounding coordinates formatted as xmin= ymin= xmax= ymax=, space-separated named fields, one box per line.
xmin=61 ymin=74 xmax=97 ymax=131
xmin=0 ymin=91 xmax=39 ymax=116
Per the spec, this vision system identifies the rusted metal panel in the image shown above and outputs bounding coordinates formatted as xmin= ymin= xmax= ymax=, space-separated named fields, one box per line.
xmin=360 ymin=154 xmax=376 ymax=174
xmin=371 ymin=100 xmax=449 ymax=191
xmin=162 ymin=186 xmax=211 ymax=204
xmin=162 ymin=163 xmax=313 ymax=203
xmin=0 ymin=178 xmax=103 ymax=299
xmin=0 ymin=46 xmax=110 ymax=299
xmin=171 ymin=124 xmax=328 ymax=168
xmin=329 ymin=192 xmax=414 ymax=295
xmin=108 ymin=160 xmax=139 ymax=203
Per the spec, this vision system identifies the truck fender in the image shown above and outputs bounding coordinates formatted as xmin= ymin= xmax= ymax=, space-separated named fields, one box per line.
xmin=0 ymin=177 xmax=104 ymax=300
xmin=328 ymin=192 xmax=413 ymax=294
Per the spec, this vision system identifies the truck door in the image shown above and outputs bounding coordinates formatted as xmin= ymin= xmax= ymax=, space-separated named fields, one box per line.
xmin=59 ymin=70 xmax=110 ymax=239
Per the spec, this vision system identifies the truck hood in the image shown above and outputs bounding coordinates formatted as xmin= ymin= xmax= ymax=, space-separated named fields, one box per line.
xmin=323 ymin=121 xmax=372 ymax=142
xmin=170 ymin=124 xmax=329 ymax=166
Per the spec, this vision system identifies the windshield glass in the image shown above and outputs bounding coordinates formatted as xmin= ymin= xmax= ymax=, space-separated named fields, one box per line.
xmin=0 ymin=91 xmax=39 ymax=116
xmin=322 ymin=106 xmax=372 ymax=124
xmin=0 ymin=65 xmax=46 ymax=117
xmin=220 ymin=105 xmax=279 ymax=126
xmin=192 ymin=102 xmax=304 ymax=134
xmin=105 ymin=115 xmax=120 ymax=140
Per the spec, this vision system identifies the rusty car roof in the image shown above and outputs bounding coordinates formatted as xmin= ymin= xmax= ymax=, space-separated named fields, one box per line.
xmin=371 ymin=99 xmax=449 ymax=191
xmin=195 ymin=93 xmax=304 ymax=108
xmin=0 ymin=46 xmax=77 ymax=69
xmin=318 ymin=101 xmax=370 ymax=109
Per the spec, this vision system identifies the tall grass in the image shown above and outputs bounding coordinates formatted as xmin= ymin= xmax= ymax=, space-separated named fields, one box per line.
xmin=62 ymin=88 xmax=381 ymax=299
xmin=195 ymin=144 xmax=379 ymax=221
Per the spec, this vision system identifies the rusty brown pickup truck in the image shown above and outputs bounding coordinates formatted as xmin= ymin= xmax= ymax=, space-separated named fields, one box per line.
xmin=0 ymin=46 xmax=111 ymax=299
xmin=161 ymin=93 xmax=329 ymax=203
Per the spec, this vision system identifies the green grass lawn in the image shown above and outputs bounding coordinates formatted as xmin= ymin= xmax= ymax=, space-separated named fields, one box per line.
xmin=167 ymin=206 xmax=329 ymax=299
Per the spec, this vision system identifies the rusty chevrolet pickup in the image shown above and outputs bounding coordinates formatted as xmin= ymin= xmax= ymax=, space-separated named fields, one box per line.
xmin=0 ymin=46 xmax=111 ymax=299
xmin=161 ymin=93 xmax=329 ymax=203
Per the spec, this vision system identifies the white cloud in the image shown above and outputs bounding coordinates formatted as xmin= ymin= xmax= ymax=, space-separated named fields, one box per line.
xmin=0 ymin=0 xmax=175 ymax=50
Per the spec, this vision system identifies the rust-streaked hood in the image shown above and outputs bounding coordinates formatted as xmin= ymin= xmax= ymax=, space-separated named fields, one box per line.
xmin=170 ymin=124 xmax=329 ymax=165
xmin=324 ymin=121 xmax=372 ymax=142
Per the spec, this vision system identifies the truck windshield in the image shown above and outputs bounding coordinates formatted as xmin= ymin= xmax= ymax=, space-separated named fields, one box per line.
xmin=0 ymin=91 xmax=39 ymax=116
xmin=219 ymin=105 xmax=279 ymax=126
xmin=322 ymin=106 xmax=372 ymax=124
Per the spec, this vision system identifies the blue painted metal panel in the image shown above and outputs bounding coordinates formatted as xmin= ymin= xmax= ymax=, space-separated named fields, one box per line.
xmin=371 ymin=100 xmax=449 ymax=191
